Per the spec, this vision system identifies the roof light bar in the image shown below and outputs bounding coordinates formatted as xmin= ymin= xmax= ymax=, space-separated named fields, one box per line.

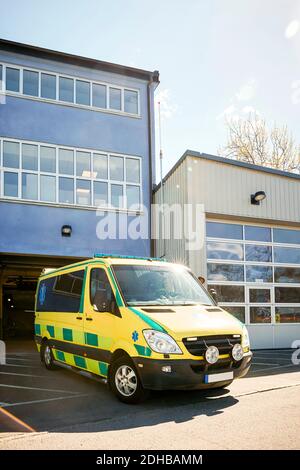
xmin=94 ymin=253 xmax=166 ymax=261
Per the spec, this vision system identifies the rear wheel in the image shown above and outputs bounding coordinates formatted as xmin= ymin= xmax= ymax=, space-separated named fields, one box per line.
xmin=41 ymin=341 xmax=57 ymax=370
xmin=109 ymin=356 xmax=148 ymax=404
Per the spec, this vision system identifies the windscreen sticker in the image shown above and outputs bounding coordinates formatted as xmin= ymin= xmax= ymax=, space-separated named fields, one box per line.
xmin=39 ymin=283 xmax=47 ymax=306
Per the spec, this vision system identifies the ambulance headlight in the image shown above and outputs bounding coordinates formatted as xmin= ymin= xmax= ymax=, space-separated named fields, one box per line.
xmin=241 ymin=325 xmax=250 ymax=349
xmin=143 ymin=330 xmax=182 ymax=354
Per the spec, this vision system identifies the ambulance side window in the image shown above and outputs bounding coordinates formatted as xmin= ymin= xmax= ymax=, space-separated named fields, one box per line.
xmin=90 ymin=268 xmax=120 ymax=316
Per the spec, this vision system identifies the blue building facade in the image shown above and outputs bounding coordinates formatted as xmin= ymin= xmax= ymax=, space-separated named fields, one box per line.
xmin=0 ymin=39 xmax=159 ymax=338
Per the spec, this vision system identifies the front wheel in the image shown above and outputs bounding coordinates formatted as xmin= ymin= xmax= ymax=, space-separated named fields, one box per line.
xmin=109 ymin=356 xmax=148 ymax=404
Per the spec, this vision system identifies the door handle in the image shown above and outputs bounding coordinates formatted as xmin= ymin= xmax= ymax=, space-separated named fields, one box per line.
xmin=86 ymin=317 xmax=93 ymax=321
xmin=76 ymin=316 xmax=83 ymax=320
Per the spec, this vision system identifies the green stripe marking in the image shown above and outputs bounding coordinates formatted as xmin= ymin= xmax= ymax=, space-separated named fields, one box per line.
xmin=134 ymin=344 xmax=152 ymax=357
xmin=129 ymin=307 xmax=166 ymax=333
xmin=108 ymin=267 xmax=124 ymax=307
xmin=98 ymin=362 xmax=108 ymax=376
xmin=74 ymin=355 xmax=86 ymax=369
xmin=85 ymin=332 xmax=98 ymax=347
xmin=79 ymin=267 xmax=88 ymax=313
xmin=63 ymin=328 xmax=73 ymax=342
xmin=56 ymin=351 xmax=65 ymax=362
xmin=34 ymin=324 xmax=41 ymax=335
xmin=47 ymin=325 xmax=55 ymax=338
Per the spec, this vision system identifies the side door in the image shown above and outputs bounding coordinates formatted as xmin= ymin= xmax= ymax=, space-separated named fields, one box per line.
xmin=83 ymin=266 xmax=121 ymax=378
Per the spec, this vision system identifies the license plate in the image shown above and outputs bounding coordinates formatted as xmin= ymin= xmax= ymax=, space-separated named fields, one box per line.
xmin=204 ymin=371 xmax=234 ymax=384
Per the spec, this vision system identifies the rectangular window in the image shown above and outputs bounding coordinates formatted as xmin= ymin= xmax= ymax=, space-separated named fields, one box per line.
xmin=245 ymin=225 xmax=271 ymax=242
xmin=246 ymin=265 xmax=273 ymax=283
xmin=250 ymin=306 xmax=271 ymax=323
xmin=76 ymin=80 xmax=90 ymax=106
xmin=124 ymin=89 xmax=138 ymax=114
xmin=274 ymin=266 xmax=300 ymax=284
xmin=110 ymin=156 xmax=124 ymax=181
xmin=275 ymin=287 xmax=300 ymax=303
xmin=40 ymin=146 xmax=56 ymax=173
xmin=126 ymin=158 xmax=140 ymax=184
xmin=207 ymin=264 xmax=244 ymax=282
xmin=223 ymin=306 xmax=245 ymax=323
xmin=94 ymin=181 xmax=108 ymax=207
xmin=0 ymin=64 xmax=2 ymax=89
xmin=208 ymin=285 xmax=245 ymax=303
xmin=206 ymin=242 xmax=244 ymax=261
xmin=22 ymin=173 xmax=38 ymax=200
xmin=59 ymin=77 xmax=74 ymax=102
xmin=23 ymin=70 xmax=39 ymax=96
xmin=22 ymin=143 xmax=38 ymax=171
xmin=90 ymin=268 xmax=114 ymax=308
xmin=92 ymin=83 xmax=106 ymax=108
xmin=274 ymin=247 xmax=300 ymax=264
xmin=249 ymin=289 xmax=271 ymax=303
xmin=273 ymin=228 xmax=300 ymax=245
xmin=40 ymin=175 xmax=56 ymax=202
xmin=276 ymin=307 xmax=300 ymax=323
xmin=59 ymin=177 xmax=74 ymax=204
xmin=126 ymin=185 xmax=140 ymax=209
xmin=41 ymin=73 xmax=56 ymax=99
xmin=76 ymin=151 xmax=91 ymax=177
xmin=6 ymin=67 xmax=20 ymax=92
xmin=206 ymin=222 xmax=243 ymax=240
xmin=3 ymin=141 xmax=20 ymax=168
xmin=76 ymin=179 xmax=91 ymax=205
xmin=93 ymin=153 xmax=108 ymax=179
xmin=36 ymin=270 xmax=85 ymax=312
xmin=109 ymin=87 xmax=121 ymax=110
xmin=4 ymin=172 xmax=18 ymax=197
xmin=111 ymin=184 xmax=123 ymax=208
xmin=245 ymin=245 xmax=272 ymax=262
xmin=59 ymin=149 xmax=74 ymax=175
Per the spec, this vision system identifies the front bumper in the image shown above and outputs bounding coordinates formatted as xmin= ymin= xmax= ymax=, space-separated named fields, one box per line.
xmin=132 ymin=351 xmax=252 ymax=390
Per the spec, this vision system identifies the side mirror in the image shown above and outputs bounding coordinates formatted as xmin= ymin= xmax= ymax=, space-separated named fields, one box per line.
xmin=93 ymin=289 xmax=111 ymax=312
xmin=198 ymin=276 xmax=206 ymax=285
xmin=209 ymin=288 xmax=218 ymax=304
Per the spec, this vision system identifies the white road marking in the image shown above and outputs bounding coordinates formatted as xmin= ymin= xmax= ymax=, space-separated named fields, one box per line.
xmin=2 ymin=393 xmax=92 ymax=408
xmin=0 ymin=363 xmax=40 ymax=368
xmin=0 ymin=402 xmax=9 ymax=406
xmin=5 ymin=358 xmax=33 ymax=362
xmin=0 ymin=371 xmax=45 ymax=378
xmin=251 ymin=363 xmax=298 ymax=373
xmin=252 ymin=362 xmax=280 ymax=366
xmin=0 ymin=384 xmax=81 ymax=394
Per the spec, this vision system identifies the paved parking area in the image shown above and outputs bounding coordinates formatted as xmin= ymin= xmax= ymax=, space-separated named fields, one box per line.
xmin=0 ymin=341 xmax=299 ymax=433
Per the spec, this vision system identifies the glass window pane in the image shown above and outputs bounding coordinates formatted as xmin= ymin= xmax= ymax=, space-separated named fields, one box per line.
xmin=109 ymin=87 xmax=121 ymax=110
xmin=223 ymin=306 xmax=245 ymax=323
xmin=0 ymin=65 xmax=2 ymax=89
xmin=110 ymin=156 xmax=124 ymax=180
xmin=92 ymin=83 xmax=106 ymax=108
xmin=206 ymin=222 xmax=243 ymax=240
xmin=275 ymin=287 xmax=300 ymax=303
xmin=244 ymin=226 xmax=271 ymax=242
xmin=41 ymin=73 xmax=56 ymax=99
xmin=206 ymin=242 xmax=244 ymax=261
xmin=94 ymin=181 xmax=108 ymax=207
xmin=246 ymin=265 xmax=273 ymax=283
xmin=93 ymin=153 xmax=108 ymax=179
xmin=59 ymin=77 xmax=74 ymax=102
xmin=3 ymin=141 xmax=19 ymax=168
xmin=207 ymin=264 xmax=244 ymax=282
xmin=59 ymin=177 xmax=74 ymax=204
xmin=124 ymin=89 xmax=138 ymax=114
xmin=208 ymin=285 xmax=245 ymax=302
xmin=274 ymin=266 xmax=300 ymax=284
xmin=76 ymin=179 xmax=91 ymax=205
xmin=126 ymin=158 xmax=140 ymax=183
xmin=245 ymin=245 xmax=272 ymax=262
xmin=22 ymin=173 xmax=38 ymax=200
xmin=274 ymin=247 xmax=300 ymax=264
xmin=23 ymin=70 xmax=39 ymax=96
xmin=40 ymin=175 xmax=56 ymax=202
xmin=249 ymin=289 xmax=271 ymax=303
xmin=6 ymin=67 xmax=20 ymax=92
xmin=76 ymin=80 xmax=90 ymax=105
xmin=59 ymin=149 xmax=74 ymax=175
xmin=276 ymin=307 xmax=300 ymax=323
xmin=273 ymin=228 xmax=300 ymax=245
xmin=4 ymin=172 xmax=18 ymax=197
xmin=250 ymin=306 xmax=271 ymax=323
xmin=22 ymin=144 xmax=38 ymax=171
xmin=126 ymin=185 xmax=140 ymax=209
xmin=40 ymin=146 xmax=56 ymax=173
xmin=76 ymin=151 xmax=91 ymax=177
xmin=111 ymin=184 xmax=123 ymax=208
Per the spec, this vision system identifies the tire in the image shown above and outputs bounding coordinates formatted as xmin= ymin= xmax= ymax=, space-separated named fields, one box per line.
xmin=41 ymin=340 xmax=57 ymax=370
xmin=109 ymin=356 xmax=148 ymax=404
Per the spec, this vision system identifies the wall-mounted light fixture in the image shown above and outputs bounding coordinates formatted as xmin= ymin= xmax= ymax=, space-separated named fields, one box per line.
xmin=251 ymin=191 xmax=266 ymax=205
xmin=61 ymin=225 xmax=72 ymax=237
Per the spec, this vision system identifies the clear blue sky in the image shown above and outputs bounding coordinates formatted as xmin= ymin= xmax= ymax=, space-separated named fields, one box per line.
xmin=1 ymin=0 xmax=300 ymax=181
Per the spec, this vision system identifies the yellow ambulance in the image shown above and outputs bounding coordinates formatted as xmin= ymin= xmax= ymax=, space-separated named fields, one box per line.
xmin=34 ymin=254 xmax=252 ymax=403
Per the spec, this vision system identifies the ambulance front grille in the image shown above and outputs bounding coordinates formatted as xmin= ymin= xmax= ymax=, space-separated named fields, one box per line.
xmin=182 ymin=334 xmax=241 ymax=357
